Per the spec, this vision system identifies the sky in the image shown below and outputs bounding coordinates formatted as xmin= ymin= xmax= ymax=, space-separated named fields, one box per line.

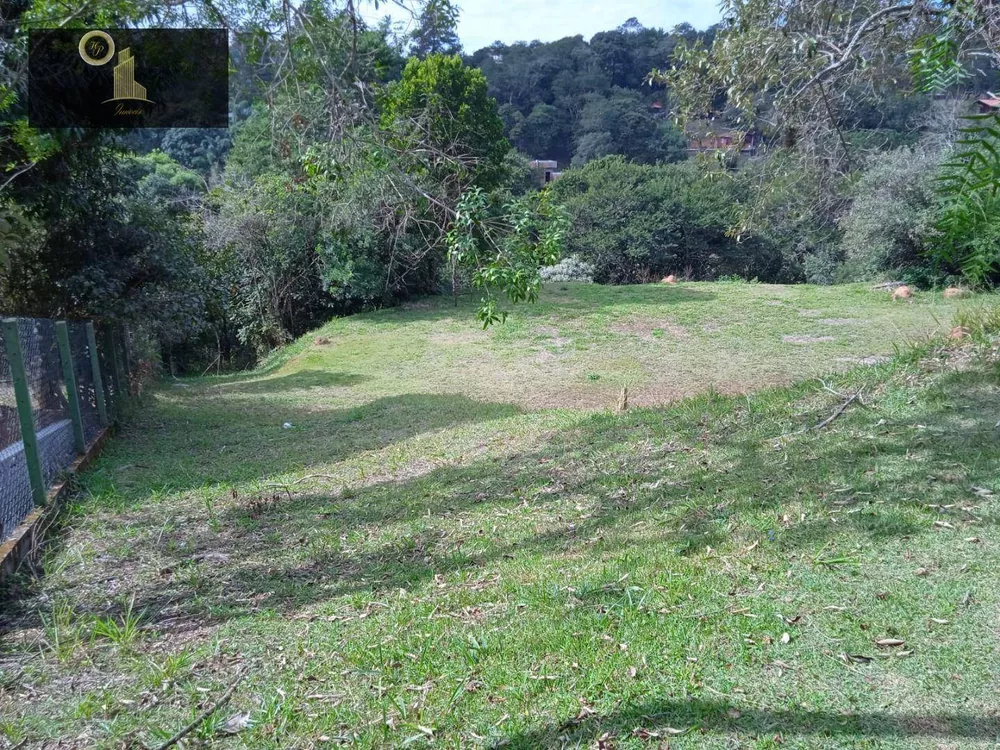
xmin=364 ymin=0 xmax=723 ymax=53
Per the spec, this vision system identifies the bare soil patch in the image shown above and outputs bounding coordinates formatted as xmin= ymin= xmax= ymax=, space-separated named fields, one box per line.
xmin=534 ymin=325 xmax=572 ymax=347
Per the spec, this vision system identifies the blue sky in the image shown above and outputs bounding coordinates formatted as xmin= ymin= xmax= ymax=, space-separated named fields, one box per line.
xmin=365 ymin=0 xmax=722 ymax=53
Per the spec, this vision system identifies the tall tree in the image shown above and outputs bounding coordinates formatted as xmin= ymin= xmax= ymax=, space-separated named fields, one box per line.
xmin=411 ymin=0 xmax=462 ymax=58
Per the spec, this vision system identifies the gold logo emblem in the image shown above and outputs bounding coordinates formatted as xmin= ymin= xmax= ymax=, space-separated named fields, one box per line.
xmin=104 ymin=48 xmax=152 ymax=104
xmin=79 ymin=30 xmax=114 ymax=66
xmin=78 ymin=30 xmax=153 ymax=110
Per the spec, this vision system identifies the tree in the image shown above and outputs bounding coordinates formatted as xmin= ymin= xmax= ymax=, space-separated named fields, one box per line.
xmin=518 ymin=103 xmax=568 ymax=158
xmin=839 ymin=147 xmax=944 ymax=283
xmin=160 ymin=129 xmax=232 ymax=176
xmin=573 ymin=88 xmax=687 ymax=167
xmin=550 ymin=156 xmax=782 ymax=284
xmin=659 ymin=0 xmax=1000 ymax=284
xmin=410 ymin=0 xmax=462 ymax=58
xmin=380 ymin=54 xmax=510 ymax=190
xmin=1 ymin=143 xmax=206 ymax=344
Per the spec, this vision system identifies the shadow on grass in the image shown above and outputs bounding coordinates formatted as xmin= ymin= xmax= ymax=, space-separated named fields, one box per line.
xmin=80 ymin=392 xmax=523 ymax=498
xmin=495 ymin=698 xmax=1000 ymax=747
xmin=204 ymin=369 xmax=368 ymax=394
xmin=351 ymin=285 xmax=720 ymax=326
xmin=22 ymin=363 xmax=992 ymax=634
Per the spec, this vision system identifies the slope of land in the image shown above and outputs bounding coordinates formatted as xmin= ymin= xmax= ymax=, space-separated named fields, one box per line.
xmin=1 ymin=283 xmax=998 ymax=749
xmin=238 ymin=281 xmax=966 ymax=410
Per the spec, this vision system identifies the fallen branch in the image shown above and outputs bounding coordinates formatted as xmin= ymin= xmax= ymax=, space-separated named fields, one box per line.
xmin=813 ymin=390 xmax=862 ymax=431
xmin=157 ymin=668 xmax=247 ymax=750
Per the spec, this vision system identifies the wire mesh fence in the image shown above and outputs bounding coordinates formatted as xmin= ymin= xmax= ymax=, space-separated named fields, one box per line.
xmin=0 ymin=317 xmax=149 ymax=544
xmin=70 ymin=323 xmax=102 ymax=446
xmin=18 ymin=318 xmax=75 ymax=490
xmin=0 ymin=325 xmax=33 ymax=545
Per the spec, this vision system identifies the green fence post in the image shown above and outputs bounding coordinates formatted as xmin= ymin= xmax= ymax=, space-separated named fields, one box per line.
xmin=86 ymin=322 xmax=108 ymax=428
xmin=111 ymin=326 xmax=127 ymax=404
xmin=119 ymin=324 xmax=133 ymax=397
xmin=2 ymin=318 xmax=47 ymax=506
xmin=55 ymin=322 xmax=86 ymax=455
xmin=102 ymin=325 xmax=121 ymax=420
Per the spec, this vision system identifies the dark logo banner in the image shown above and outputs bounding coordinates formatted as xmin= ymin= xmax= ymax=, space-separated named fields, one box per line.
xmin=29 ymin=29 xmax=229 ymax=128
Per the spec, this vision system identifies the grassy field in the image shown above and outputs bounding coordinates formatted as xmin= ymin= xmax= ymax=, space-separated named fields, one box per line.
xmin=248 ymin=281 xmax=964 ymax=409
xmin=1 ymin=282 xmax=999 ymax=749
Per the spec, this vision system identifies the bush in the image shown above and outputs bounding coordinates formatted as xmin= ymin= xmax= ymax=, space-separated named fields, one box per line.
xmin=838 ymin=147 xmax=941 ymax=281
xmin=540 ymin=255 xmax=595 ymax=283
xmin=549 ymin=156 xmax=784 ymax=284
xmin=954 ymin=302 xmax=1000 ymax=341
xmin=802 ymin=247 xmax=846 ymax=285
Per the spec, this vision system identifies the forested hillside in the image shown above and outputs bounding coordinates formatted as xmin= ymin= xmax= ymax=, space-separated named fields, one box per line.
xmin=466 ymin=21 xmax=702 ymax=166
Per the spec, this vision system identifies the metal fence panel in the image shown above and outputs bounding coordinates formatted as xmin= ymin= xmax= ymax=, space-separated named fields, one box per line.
xmin=0 ymin=317 xmax=147 ymax=544
xmin=18 ymin=318 xmax=76 ymax=489
xmin=70 ymin=322 xmax=102 ymax=445
xmin=95 ymin=322 xmax=119 ymax=419
xmin=0 ymin=326 xmax=33 ymax=543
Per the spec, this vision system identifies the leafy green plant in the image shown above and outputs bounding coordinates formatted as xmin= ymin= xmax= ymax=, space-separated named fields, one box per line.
xmin=91 ymin=596 xmax=144 ymax=649
xmin=933 ymin=114 xmax=1000 ymax=284
xmin=909 ymin=12 xmax=1000 ymax=286
xmin=38 ymin=598 xmax=86 ymax=664
xmin=446 ymin=187 xmax=568 ymax=327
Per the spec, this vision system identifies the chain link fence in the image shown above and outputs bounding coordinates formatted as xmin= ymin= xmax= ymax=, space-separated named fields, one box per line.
xmin=0 ymin=325 xmax=33 ymax=546
xmin=0 ymin=318 xmax=150 ymax=544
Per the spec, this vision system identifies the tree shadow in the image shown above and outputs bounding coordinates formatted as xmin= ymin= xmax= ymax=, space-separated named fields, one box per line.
xmin=3 ymin=361 xmax=996 ymax=682
xmin=201 ymin=369 xmax=368 ymax=395
xmin=17 ymin=363 xmax=989 ymax=635
xmin=70 ymin=391 xmax=523 ymax=509
xmin=495 ymin=697 xmax=1000 ymax=747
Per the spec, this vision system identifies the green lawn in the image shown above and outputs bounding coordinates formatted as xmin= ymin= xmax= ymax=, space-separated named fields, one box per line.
xmin=2 ymin=282 xmax=999 ymax=749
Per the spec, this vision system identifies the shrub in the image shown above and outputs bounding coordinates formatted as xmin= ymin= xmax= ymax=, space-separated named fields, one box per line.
xmin=838 ymin=147 xmax=941 ymax=281
xmin=549 ymin=156 xmax=784 ymax=284
xmin=540 ymin=255 xmax=595 ymax=283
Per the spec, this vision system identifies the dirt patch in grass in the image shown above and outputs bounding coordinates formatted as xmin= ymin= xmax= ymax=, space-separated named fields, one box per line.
xmin=783 ymin=335 xmax=836 ymax=345
xmin=798 ymin=309 xmax=822 ymax=317
xmin=534 ymin=349 xmax=562 ymax=363
xmin=428 ymin=330 xmax=488 ymax=346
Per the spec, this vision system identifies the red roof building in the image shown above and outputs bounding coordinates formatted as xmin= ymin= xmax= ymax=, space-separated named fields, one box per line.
xmin=977 ymin=96 xmax=1000 ymax=114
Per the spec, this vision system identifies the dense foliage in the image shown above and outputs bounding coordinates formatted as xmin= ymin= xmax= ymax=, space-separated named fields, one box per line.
xmin=467 ymin=22 xmax=701 ymax=166
xmin=551 ymin=156 xmax=782 ymax=284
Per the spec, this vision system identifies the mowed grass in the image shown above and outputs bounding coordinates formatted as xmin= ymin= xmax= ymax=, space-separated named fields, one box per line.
xmin=1 ymin=283 xmax=999 ymax=749
xmin=247 ymin=281 xmax=964 ymax=409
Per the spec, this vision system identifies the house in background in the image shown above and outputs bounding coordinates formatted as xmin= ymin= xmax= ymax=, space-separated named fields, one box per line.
xmin=529 ymin=159 xmax=563 ymax=185
xmin=686 ymin=121 xmax=761 ymax=156
xmin=977 ymin=93 xmax=1000 ymax=114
